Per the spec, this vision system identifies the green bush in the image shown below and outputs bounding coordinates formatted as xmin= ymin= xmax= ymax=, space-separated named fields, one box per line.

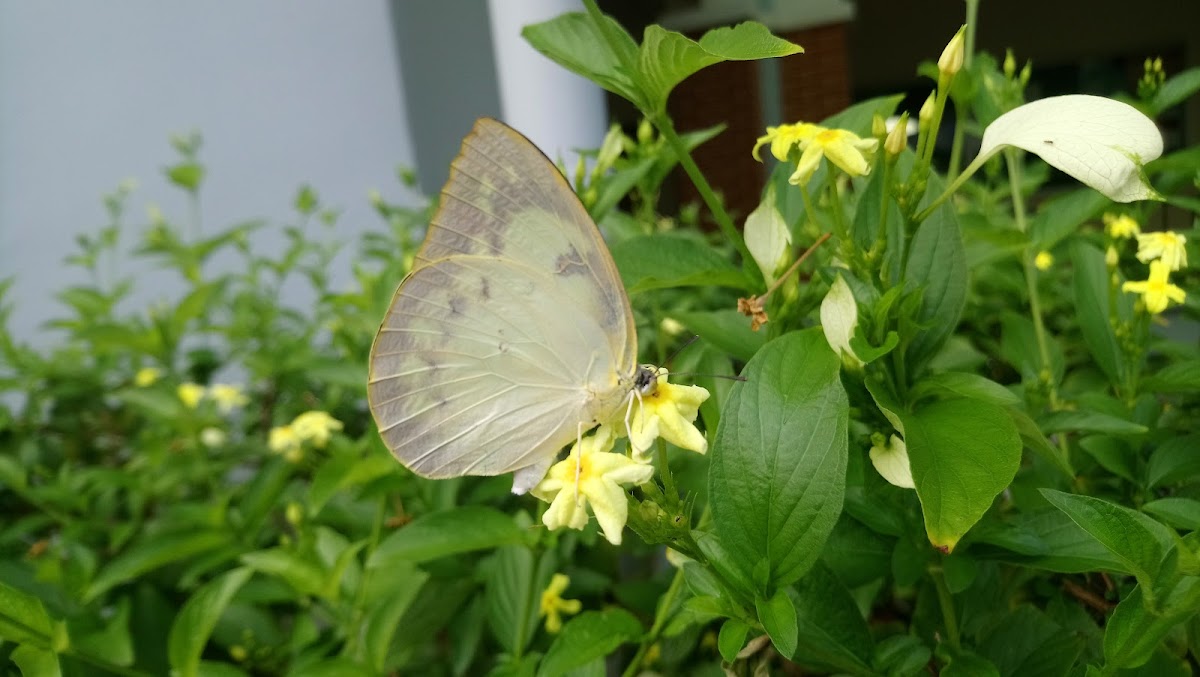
xmin=3 ymin=3 xmax=1200 ymax=675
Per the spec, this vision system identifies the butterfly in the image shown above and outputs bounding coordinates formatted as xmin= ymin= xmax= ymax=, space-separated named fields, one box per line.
xmin=368 ymin=118 xmax=655 ymax=494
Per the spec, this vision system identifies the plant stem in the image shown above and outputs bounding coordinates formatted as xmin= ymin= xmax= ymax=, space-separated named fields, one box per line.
xmin=1005 ymin=149 xmax=1059 ymax=407
xmin=931 ymin=564 xmax=961 ymax=650
xmin=913 ymin=153 xmax=987 ymax=223
xmin=654 ymin=113 xmax=762 ymax=288
xmin=760 ymin=233 xmax=831 ymax=302
xmin=622 ymin=567 xmax=686 ymax=677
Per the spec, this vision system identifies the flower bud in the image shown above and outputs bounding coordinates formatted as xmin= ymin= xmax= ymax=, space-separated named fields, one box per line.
xmin=1003 ymin=49 xmax=1017 ymax=79
xmin=885 ymin=113 xmax=909 ymax=157
xmin=872 ymin=113 xmax=887 ymax=138
xmin=938 ymin=26 xmax=966 ymax=81
xmin=918 ymin=93 xmax=936 ymax=130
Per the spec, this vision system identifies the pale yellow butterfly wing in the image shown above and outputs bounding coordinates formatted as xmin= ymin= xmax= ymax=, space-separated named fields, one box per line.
xmin=368 ymin=118 xmax=637 ymax=488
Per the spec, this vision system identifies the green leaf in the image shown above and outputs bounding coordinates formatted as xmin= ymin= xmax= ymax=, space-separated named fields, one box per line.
xmin=786 ymin=564 xmax=874 ymax=674
xmin=710 ymin=329 xmax=849 ymax=590
xmin=717 ymin=619 xmax=751 ymax=663
xmin=1008 ymin=407 xmax=1075 ymax=479
xmin=521 ymin=12 xmax=643 ymax=108
xmin=0 ymin=580 xmax=58 ymax=648
xmin=10 ymin=645 xmax=62 ymax=677
xmin=976 ymin=604 xmax=1084 ymax=677
xmin=1031 ymin=188 xmax=1109 ymax=249
xmin=168 ymin=568 xmax=252 ymax=677
xmin=537 ymin=609 xmax=642 ymax=677
xmin=1147 ymin=434 xmax=1200 ymax=488
xmin=757 ymin=588 xmax=798 ymax=659
xmin=487 ymin=546 xmax=552 ymax=656
xmin=637 ymin=22 xmax=802 ymax=113
xmin=1142 ymin=498 xmax=1200 ymax=531
xmin=1141 ymin=360 xmax=1200 ymax=394
xmin=308 ymin=453 xmax=396 ymax=515
xmin=610 ymin=234 xmax=749 ymax=293
xmin=672 ymin=309 xmax=766 ymax=363
xmin=239 ymin=549 xmax=326 ymax=597
xmin=904 ymin=179 xmax=967 ymax=376
xmin=1104 ymin=580 xmax=1200 ymax=670
xmin=911 ymin=372 xmax=1020 ymax=407
xmin=1040 ymin=490 xmax=1164 ymax=590
xmin=368 ymin=506 xmax=526 ymax=568
xmin=165 ymin=162 xmax=205 ymax=191
xmin=360 ymin=562 xmax=428 ymax=673
xmin=903 ymin=398 xmax=1022 ymax=552
xmin=697 ymin=21 xmax=804 ymax=60
xmin=114 ymin=387 xmax=185 ymax=419
xmin=873 ymin=635 xmax=931 ymax=677
xmin=1151 ymin=66 xmax=1200 ymax=115
xmin=86 ymin=530 xmax=233 ymax=602
xmin=973 ymin=508 xmax=1132 ymax=573
xmin=1039 ymin=410 xmax=1147 ymax=435
xmin=1071 ymin=240 xmax=1127 ymax=385
xmin=939 ymin=646 xmax=1000 ymax=677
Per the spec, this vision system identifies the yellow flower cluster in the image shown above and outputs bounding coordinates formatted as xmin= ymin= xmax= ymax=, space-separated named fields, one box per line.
xmin=531 ymin=369 xmax=709 ymax=545
xmin=1114 ymin=215 xmax=1189 ymax=314
xmin=176 ymin=382 xmax=250 ymax=413
xmin=753 ymin=122 xmax=879 ymax=186
xmin=269 ymin=410 xmax=344 ymax=463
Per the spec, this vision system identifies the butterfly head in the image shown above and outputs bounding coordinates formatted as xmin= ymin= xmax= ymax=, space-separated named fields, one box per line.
xmin=633 ymin=364 xmax=661 ymax=397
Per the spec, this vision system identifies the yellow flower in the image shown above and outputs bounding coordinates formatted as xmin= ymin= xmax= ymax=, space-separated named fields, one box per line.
xmin=208 ymin=384 xmax=249 ymax=414
xmin=177 ymin=383 xmax=206 ymax=409
xmin=269 ymin=425 xmax=301 ymax=456
xmin=1103 ymin=213 xmax=1140 ymax=239
xmin=1136 ymin=231 xmax=1188 ymax=271
xmin=532 ymin=426 xmax=655 ymax=545
xmin=625 ymin=369 xmax=710 ymax=460
xmin=1034 ymin=251 xmax=1054 ymax=271
xmin=539 ymin=574 xmax=582 ymax=634
xmin=291 ymin=411 xmax=343 ymax=448
xmin=789 ymin=128 xmax=879 ymax=186
xmin=752 ymin=122 xmax=823 ymax=162
xmin=1106 ymin=246 xmax=1120 ymax=269
xmin=1123 ymin=260 xmax=1187 ymax=314
xmin=134 ymin=367 xmax=161 ymax=387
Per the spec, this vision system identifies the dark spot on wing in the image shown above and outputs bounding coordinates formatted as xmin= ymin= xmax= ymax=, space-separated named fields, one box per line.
xmin=498 ymin=341 xmax=509 ymax=354
xmin=449 ymin=296 xmax=466 ymax=316
xmin=555 ymin=245 xmax=588 ymax=276
xmin=480 ymin=277 xmax=491 ymax=300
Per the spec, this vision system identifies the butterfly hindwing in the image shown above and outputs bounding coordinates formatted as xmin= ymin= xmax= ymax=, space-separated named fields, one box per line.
xmin=368 ymin=118 xmax=639 ymax=481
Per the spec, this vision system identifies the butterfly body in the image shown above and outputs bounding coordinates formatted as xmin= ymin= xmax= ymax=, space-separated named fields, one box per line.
xmin=369 ymin=118 xmax=641 ymax=492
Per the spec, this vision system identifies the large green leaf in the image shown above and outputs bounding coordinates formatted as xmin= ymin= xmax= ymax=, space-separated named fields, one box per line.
xmin=1040 ymin=490 xmax=1166 ymax=592
xmin=709 ymin=329 xmax=849 ymax=590
xmin=638 ymin=22 xmax=802 ymax=113
xmin=1104 ymin=579 xmax=1200 ymax=670
xmin=904 ymin=178 xmax=967 ymax=376
xmin=611 ymin=234 xmax=749 ymax=293
xmin=486 ymin=546 xmax=554 ymax=656
xmin=537 ymin=610 xmax=642 ymax=677
xmin=1031 ymin=188 xmax=1109 ymax=249
xmin=976 ymin=604 xmax=1084 ymax=677
xmin=1071 ymin=240 xmax=1127 ymax=386
xmin=86 ymin=530 xmax=234 ymax=602
xmin=785 ymin=564 xmax=874 ymax=674
xmin=368 ymin=506 xmax=526 ymax=569
xmin=0 ymin=581 xmax=60 ymax=649
xmin=360 ymin=563 xmax=429 ymax=673
xmin=902 ymin=398 xmax=1021 ymax=552
xmin=168 ymin=568 xmax=253 ymax=677
xmin=521 ymin=12 xmax=643 ymax=108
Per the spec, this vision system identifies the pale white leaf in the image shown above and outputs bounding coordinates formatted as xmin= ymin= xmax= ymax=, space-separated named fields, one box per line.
xmin=978 ymin=95 xmax=1163 ymax=202
xmin=870 ymin=434 xmax=915 ymax=489
xmin=744 ymin=183 xmax=790 ymax=284
xmin=819 ymin=273 xmax=863 ymax=367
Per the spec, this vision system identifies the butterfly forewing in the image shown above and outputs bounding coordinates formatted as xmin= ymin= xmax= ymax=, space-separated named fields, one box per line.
xmin=368 ymin=118 xmax=638 ymax=480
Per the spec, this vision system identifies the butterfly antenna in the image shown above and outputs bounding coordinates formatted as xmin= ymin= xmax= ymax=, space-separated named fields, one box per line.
xmin=662 ymin=335 xmax=700 ymax=370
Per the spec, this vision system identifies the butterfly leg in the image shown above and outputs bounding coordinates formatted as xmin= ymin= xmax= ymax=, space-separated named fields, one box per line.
xmin=574 ymin=421 xmax=584 ymax=504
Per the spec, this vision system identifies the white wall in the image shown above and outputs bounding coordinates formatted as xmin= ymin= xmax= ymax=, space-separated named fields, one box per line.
xmin=0 ymin=2 xmax=416 ymax=342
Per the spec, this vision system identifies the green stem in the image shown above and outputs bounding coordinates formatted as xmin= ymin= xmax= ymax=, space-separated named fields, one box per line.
xmin=654 ymin=113 xmax=761 ymax=287
xmin=622 ymin=568 xmax=687 ymax=677
xmin=931 ymin=563 xmax=961 ymax=650
xmin=1006 ymin=149 xmax=1058 ymax=407
xmin=912 ymin=153 xmax=987 ymax=223
xmin=947 ymin=105 xmax=966 ymax=180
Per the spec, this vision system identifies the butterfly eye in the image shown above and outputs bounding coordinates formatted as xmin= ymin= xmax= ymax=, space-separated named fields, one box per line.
xmin=634 ymin=365 xmax=658 ymax=395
